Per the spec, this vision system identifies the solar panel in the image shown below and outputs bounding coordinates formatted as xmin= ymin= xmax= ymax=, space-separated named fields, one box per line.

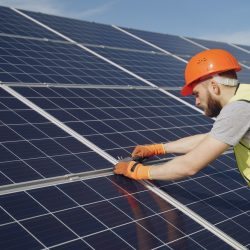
xmin=20 ymin=9 xmax=155 ymax=51
xmin=0 ymin=6 xmax=61 ymax=40
xmin=89 ymin=46 xmax=186 ymax=87
xmin=0 ymin=175 xmax=237 ymax=249
xmin=0 ymin=36 xmax=145 ymax=86
xmin=122 ymin=27 xmax=204 ymax=59
xmin=0 ymin=87 xmax=113 ymax=185
xmin=0 ymin=6 xmax=249 ymax=250
xmin=154 ymin=153 xmax=250 ymax=247
xmin=12 ymin=86 xmax=213 ymax=159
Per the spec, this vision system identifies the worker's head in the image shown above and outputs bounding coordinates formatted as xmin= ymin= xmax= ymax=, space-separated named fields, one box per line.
xmin=181 ymin=49 xmax=241 ymax=117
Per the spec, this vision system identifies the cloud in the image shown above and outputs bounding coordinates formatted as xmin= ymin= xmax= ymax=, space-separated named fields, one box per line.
xmin=200 ymin=31 xmax=250 ymax=46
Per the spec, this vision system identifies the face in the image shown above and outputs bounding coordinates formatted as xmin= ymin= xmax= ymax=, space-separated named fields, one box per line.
xmin=193 ymin=81 xmax=222 ymax=117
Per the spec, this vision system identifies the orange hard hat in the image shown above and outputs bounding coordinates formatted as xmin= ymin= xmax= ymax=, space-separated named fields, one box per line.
xmin=181 ymin=49 xmax=241 ymax=96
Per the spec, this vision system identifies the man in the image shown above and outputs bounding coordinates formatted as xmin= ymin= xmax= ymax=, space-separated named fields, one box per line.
xmin=114 ymin=49 xmax=250 ymax=186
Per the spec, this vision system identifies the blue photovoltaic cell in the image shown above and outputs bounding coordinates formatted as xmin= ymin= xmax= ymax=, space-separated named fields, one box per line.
xmin=13 ymin=86 xmax=213 ymax=159
xmin=0 ymin=87 xmax=113 ymax=186
xmin=0 ymin=36 xmax=145 ymax=86
xmin=187 ymin=37 xmax=250 ymax=81
xmin=0 ymin=175 xmax=234 ymax=249
xmin=0 ymin=6 xmax=60 ymax=40
xmin=169 ymin=89 xmax=196 ymax=106
xmin=123 ymin=27 xmax=204 ymax=60
xmin=153 ymin=153 xmax=250 ymax=247
xmin=21 ymin=9 xmax=154 ymax=51
xmin=90 ymin=46 xmax=186 ymax=87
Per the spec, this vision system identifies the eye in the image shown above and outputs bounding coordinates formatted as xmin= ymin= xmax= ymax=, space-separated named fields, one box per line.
xmin=193 ymin=92 xmax=199 ymax=98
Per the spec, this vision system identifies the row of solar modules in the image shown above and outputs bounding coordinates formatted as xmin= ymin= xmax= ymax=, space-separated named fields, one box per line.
xmin=1 ymin=85 xmax=249 ymax=249
xmin=2 ymin=174 xmax=243 ymax=249
xmin=0 ymin=86 xmax=247 ymax=249
xmin=0 ymin=6 xmax=249 ymax=249
xmin=0 ymin=6 xmax=250 ymax=87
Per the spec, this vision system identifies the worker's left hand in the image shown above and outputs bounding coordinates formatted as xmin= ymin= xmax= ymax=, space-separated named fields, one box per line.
xmin=114 ymin=161 xmax=151 ymax=180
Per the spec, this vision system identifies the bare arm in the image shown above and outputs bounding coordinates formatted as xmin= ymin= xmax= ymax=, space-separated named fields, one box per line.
xmin=150 ymin=134 xmax=229 ymax=180
xmin=164 ymin=133 xmax=208 ymax=154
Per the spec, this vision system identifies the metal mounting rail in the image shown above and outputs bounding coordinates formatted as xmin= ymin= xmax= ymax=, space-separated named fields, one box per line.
xmin=1 ymin=82 xmax=157 ymax=90
xmin=0 ymin=168 xmax=114 ymax=195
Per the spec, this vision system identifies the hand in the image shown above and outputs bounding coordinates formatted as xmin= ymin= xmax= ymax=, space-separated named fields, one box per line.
xmin=132 ymin=144 xmax=166 ymax=158
xmin=114 ymin=161 xmax=151 ymax=180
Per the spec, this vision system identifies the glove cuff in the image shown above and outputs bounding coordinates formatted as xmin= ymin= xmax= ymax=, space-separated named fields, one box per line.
xmin=136 ymin=163 xmax=151 ymax=180
xmin=154 ymin=144 xmax=166 ymax=155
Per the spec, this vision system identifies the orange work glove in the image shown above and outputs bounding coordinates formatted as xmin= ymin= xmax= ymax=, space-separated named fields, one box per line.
xmin=132 ymin=144 xmax=166 ymax=158
xmin=114 ymin=161 xmax=151 ymax=180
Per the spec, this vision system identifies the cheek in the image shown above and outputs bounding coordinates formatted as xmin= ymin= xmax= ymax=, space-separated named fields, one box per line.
xmin=201 ymin=92 xmax=209 ymax=104
xmin=195 ymin=97 xmax=200 ymax=105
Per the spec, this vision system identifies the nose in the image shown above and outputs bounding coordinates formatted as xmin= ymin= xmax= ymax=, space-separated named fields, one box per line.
xmin=195 ymin=97 xmax=200 ymax=106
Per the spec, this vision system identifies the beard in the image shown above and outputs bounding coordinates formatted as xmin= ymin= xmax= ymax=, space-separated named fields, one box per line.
xmin=204 ymin=93 xmax=222 ymax=117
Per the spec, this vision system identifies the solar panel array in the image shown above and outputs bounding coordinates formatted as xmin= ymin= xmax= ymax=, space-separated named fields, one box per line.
xmin=0 ymin=6 xmax=249 ymax=249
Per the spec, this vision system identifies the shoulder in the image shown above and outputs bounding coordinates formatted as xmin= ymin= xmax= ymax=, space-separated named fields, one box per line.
xmin=219 ymin=101 xmax=250 ymax=119
xmin=224 ymin=100 xmax=250 ymax=110
xmin=210 ymin=100 xmax=250 ymax=146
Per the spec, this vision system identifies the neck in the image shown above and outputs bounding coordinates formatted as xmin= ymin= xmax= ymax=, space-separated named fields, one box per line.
xmin=220 ymin=85 xmax=237 ymax=107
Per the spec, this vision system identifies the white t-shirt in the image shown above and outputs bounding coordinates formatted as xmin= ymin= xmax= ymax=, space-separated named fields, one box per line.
xmin=209 ymin=101 xmax=250 ymax=146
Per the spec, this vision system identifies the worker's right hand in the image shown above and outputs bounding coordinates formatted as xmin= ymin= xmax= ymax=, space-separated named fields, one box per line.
xmin=132 ymin=144 xmax=166 ymax=158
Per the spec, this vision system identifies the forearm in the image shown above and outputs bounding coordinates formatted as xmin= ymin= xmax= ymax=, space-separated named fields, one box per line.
xmin=164 ymin=133 xmax=208 ymax=154
xmin=149 ymin=155 xmax=195 ymax=180
xmin=150 ymin=134 xmax=229 ymax=180
xmin=114 ymin=134 xmax=229 ymax=181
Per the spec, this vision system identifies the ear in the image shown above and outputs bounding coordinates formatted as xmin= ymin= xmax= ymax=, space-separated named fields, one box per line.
xmin=210 ymin=81 xmax=220 ymax=95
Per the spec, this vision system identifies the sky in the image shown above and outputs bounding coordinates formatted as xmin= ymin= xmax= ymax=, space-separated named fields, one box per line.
xmin=1 ymin=0 xmax=250 ymax=45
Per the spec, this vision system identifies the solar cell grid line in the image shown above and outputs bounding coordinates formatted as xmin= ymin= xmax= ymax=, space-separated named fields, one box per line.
xmin=118 ymin=26 xmax=204 ymax=60
xmin=158 ymin=153 xmax=246 ymax=195
xmin=0 ymin=175 xmax=237 ymax=249
xmin=12 ymin=86 xmax=214 ymax=160
xmin=0 ymin=36 xmax=145 ymax=86
xmin=0 ymin=6 xmax=61 ymax=40
xmin=167 ymin=89 xmax=196 ymax=107
xmin=144 ymin=178 xmax=247 ymax=249
xmin=88 ymin=46 xmax=186 ymax=88
xmin=116 ymin=26 xmax=250 ymax=86
xmin=0 ymin=190 xmax=96 ymax=249
xmin=3 ymin=84 xmax=117 ymax=163
xmin=18 ymin=8 xmax=155 ymax=51
xmin=113 ymin=25 xmax=188 ymax=65
xmin=0 ymin=86 xmax=114 ymax=186
xmin=151 ymin=153 xmax=250 ymax=248
xmin=0 ymin=97 xmax=246 ymax=246
xmin=10 ymin=7 xmax=188 ymax=91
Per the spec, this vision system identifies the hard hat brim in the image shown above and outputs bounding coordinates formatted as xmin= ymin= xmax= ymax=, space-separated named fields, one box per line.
xmin=181 ymin=84 xmax=193 ymax=96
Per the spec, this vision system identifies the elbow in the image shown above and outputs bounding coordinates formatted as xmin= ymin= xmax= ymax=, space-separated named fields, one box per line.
xmin=186 ymin=168 xmax=198 ymax=177
xmin=182 ymin=157 xmax=202 ymax=177
xmin=185 ymin=165 xmax=200 ymax=177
